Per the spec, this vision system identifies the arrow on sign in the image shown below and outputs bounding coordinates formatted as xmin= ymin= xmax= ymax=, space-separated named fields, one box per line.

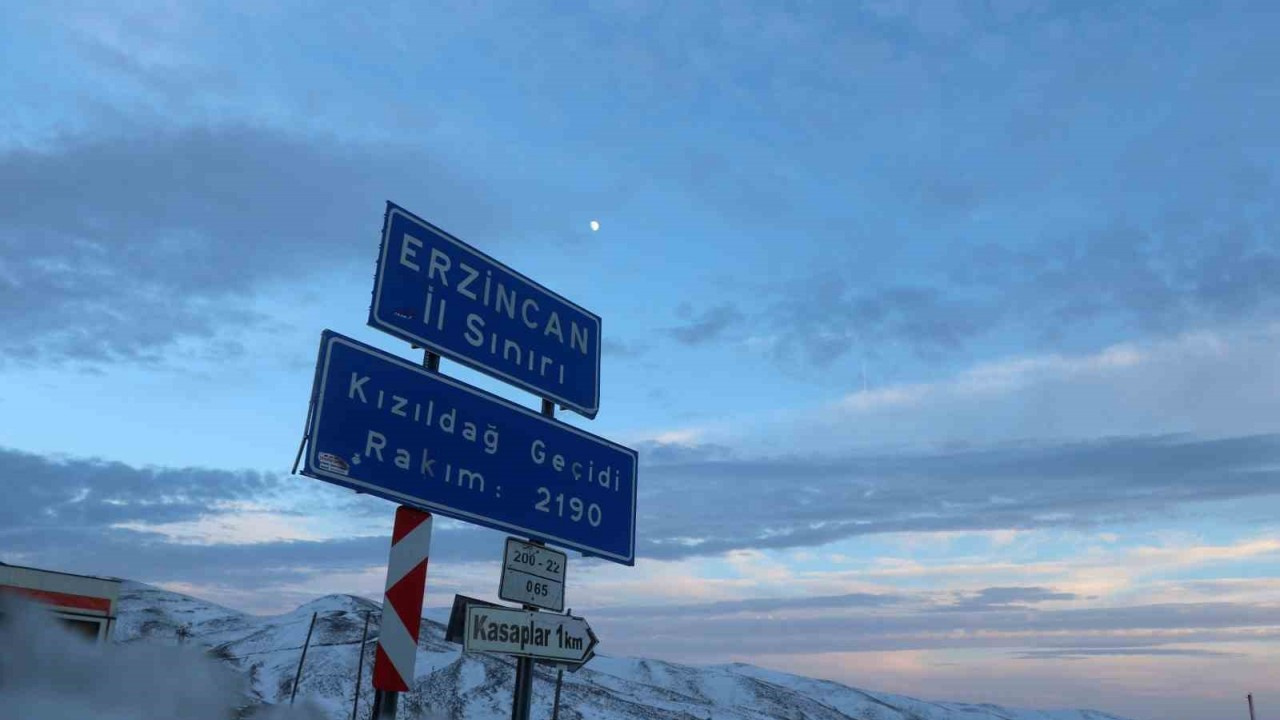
xmin=465 ymin=606 xmax=597 ymax=665
xmin=542 ymin=646 xmax=596 ymax=673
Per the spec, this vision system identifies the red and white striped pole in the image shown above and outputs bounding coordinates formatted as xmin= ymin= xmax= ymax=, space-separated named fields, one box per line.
xmin=371 ymin=506 xmax=432 ymax=717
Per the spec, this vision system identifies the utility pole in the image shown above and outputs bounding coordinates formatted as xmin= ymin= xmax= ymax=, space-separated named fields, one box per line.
xmin=550 ymin=668 xmax=564 ymax=720
xmin=290 ymin=612 xmax=319 ymax=705
xmin=352 ymin=612 xmax=371 ymax=720
xmin=1248 ymin=694 xmax=1256 ymax=720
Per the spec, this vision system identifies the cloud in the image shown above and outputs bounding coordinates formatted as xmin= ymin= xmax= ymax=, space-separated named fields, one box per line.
xmin=701 ymin=322 xmax=1280 ymax=455
xmin=709 ymin=5 xmax=1280 ymax=370
xmin=633 ymin=439 xmax=734 ymax=464
xmin=636 ymin=432 xmax=1280 ymax=559
xmin=0 ymin=445 xmax=514 ymax=599
xmin=594 ymin=591 xmax=906 ymax=619
xmin=1 ymin=526 xmax=383 ymax=583
xmin=600 ymin=600 xmax=1280 ymax=658
xmin=602 ymin=338 xmax=650 ymax=358
xmin=0 ymin=522 xmax=519 ymax=612
xmin=0 ymin=446 xmax=281 ymax=530
xmin=943 ymin=586 xmax=1079 ymax=611
xmin=1158 ymin=578 xmax=1280 ymax=605
xmin=1013 ymin=647 xmax=1243 ymax=660
xmin=9 ymin=425 xmax=1280 ymax=594
xmin=763 ymin=220 xmax=1280 ymax=368
xmin=66 ymin=3 xmax=223 ymax=106
xmin=0 ymin=124 xmax=501 ymax=367
xmin=767 ymin=282 xmax=994 ymax=366
xmin=664 ymin=303 xmax=744 ymax=345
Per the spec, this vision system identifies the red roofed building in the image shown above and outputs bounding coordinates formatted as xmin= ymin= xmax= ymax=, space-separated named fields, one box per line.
xmin=0 ymin=562 xmax=122 ymax=642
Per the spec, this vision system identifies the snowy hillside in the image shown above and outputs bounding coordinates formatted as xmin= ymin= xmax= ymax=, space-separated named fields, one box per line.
xmin=112 ymin=582 xmax=1135 ymax=720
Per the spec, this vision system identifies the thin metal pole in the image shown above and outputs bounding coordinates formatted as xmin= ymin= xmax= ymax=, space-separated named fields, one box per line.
xmin=551 ymin=668 xmax=564 ymax=720
xmin=511 ymin=399 xmax=557 ymax=720
xmin=377 ymin=691 xmax=398 ymax=719
xmin=290 ymin=612 xmax=319 ymax=705
xmin=352 ymin=612 xmax=371 ymax=720
xmin=511 ymin=654 xmax=534 ymax=720
xmin=1248 ymin=694 xmax=1256 ymax=720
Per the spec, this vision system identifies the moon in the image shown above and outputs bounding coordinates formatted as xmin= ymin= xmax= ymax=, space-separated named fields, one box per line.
xmin=589 ymin=220 xmax=600 ymax=232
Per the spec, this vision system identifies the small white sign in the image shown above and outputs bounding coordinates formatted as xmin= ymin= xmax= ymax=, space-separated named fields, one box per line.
xmin=464 ymin=606 xmax=596 ymax=664
xmin=499 ymin=538 xmax=567 ymax=612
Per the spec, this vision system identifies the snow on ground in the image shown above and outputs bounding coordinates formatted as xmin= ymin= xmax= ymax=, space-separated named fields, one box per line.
xmin=3 ymin=581 xmax=1139 ymax=720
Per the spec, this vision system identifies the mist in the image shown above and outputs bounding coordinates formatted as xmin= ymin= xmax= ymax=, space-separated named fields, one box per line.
xmin=0 ymin=594 xmax=326 ymax=720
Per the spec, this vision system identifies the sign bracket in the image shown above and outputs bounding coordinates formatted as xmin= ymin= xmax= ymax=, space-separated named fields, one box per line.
xmin=290 ymin=393 xmax=316 ymax=475
xmin=411 ymin=344 xmax=441 ymax=373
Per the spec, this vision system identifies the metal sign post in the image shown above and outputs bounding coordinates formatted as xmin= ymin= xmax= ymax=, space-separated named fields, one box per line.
xmin=292 ymin=202 xmax=633 ymax=720
xmin=511 ymin=580 xmax=537 ymax=720
xmin=513 ymin=400 xmax=555 ymax=720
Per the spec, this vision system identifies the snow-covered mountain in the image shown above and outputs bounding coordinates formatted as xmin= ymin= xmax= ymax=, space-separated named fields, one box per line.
xmin=112 ymin=582 xmax=1134 ymax=720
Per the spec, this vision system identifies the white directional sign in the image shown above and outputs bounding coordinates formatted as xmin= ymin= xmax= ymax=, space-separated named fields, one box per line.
xmin=465 ymin=606 xmax=597 ymax=664
xmin=499 ymin=538 xmax=567 ymax=612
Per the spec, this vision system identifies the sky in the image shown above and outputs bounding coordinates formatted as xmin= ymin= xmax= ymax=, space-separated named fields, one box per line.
xmin=1 ymin=2 xmax=1279 ymax=719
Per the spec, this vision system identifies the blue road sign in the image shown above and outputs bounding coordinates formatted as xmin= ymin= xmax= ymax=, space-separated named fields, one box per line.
xmin=369 ymin=202 xmax=602 ymax=418
xmin=301 ymin=331 xmax=637 ymax=565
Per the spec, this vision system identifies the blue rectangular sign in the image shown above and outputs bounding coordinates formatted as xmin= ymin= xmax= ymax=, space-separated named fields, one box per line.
xmin=369 ymin=202 xmax=602 ymax=418
xmin=301 ymin=330 xmax=636 ymax=565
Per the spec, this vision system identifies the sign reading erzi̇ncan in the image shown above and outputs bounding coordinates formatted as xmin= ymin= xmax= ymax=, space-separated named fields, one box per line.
xmin=368 ymin=202 xmax=602 ymax=418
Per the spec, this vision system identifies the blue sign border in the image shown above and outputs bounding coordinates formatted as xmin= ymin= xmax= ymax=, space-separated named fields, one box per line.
xmin=301 ymin=330 xmax=636 ymax=564
xmin=368 ymin=202 xmax=602 ymax=419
